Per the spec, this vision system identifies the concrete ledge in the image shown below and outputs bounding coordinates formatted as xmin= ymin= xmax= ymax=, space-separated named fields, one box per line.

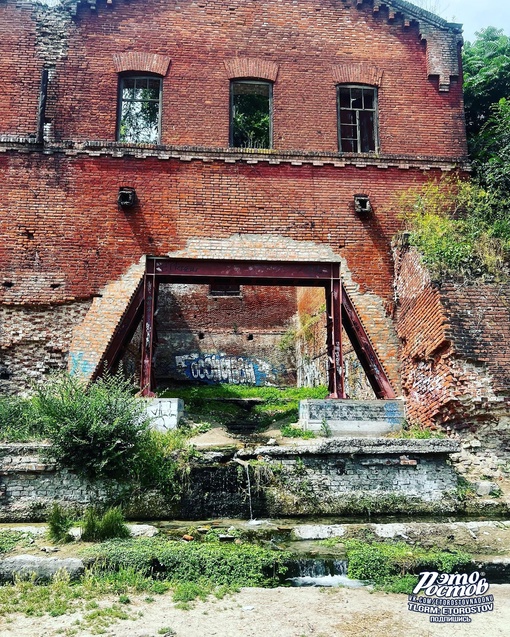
xmin=299 ymin=399 xmax=405 ymax=437
xmin=236 ymin=437 xmax=460 ymax=458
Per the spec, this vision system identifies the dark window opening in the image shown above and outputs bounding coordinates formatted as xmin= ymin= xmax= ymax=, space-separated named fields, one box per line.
xmin=338 ymin=85 xmax=377 ymax=153
xmin=230 ymin=80 xmax=272 ymax=149
xmin=209 ymin=282 xmax=242 ymax=297
xmin=118 ymin=75 xmax=162 ymax=143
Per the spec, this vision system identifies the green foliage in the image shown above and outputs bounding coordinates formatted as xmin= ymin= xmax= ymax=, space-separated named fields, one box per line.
xmin=0 ymin=530 xmax=34 ymax=554
xmin=463 ymin=28 xmax=510 ymax=138
xmin=400 ymin=176 xmax=510 ymax=279
xmin=0 ymin=395 xmax=45 ymax=442
xmin=33 ymin=372 xmax=151 ymax=481
xmin=472 ymin=98 xmax=510 ymax=199
xmin=280 ymin=424 xmax=316 ymax=439
xmin=85 ymin=537 xmax=290 ymax=588
xmin=80 ymin=507 xmax=131 ymax=542
xmin=232 ymin=83 xmax=271 ymax=149
xmin=47 ymin=503 xmax=74 ymax=544
xmin=391 ymin=421 xmax=445 ymax=439
xmin=161 ymin=384 xmax=328 ymax=431
xmin=345 ymin=540 xmax=471 ymax=593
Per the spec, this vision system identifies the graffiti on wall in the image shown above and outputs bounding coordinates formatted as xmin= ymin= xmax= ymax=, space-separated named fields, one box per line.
xmin=174 ymin=353 xmax=281 ymax=386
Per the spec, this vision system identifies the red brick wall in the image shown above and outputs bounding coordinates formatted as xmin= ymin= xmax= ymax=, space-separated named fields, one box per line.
xmin=395 ymin=244 xmax=510 ymax=430
xmin=47 ymin=0 xmax=465 ymax=157
xmin=0 ymin=152 xmax=445 ymax=305
xmin=0 ymin=0 xmax=467 ymax=393
xmin=0 ymin=2 xmax=41 ymax=136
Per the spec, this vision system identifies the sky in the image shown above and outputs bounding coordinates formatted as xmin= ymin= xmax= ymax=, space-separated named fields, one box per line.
xmin=427 ymin=0 xmax=510 ymax=42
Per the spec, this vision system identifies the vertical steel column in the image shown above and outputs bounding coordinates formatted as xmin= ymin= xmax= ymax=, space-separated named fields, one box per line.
xmin=140 ymin=259 xmax=157 ymax=397
xmin=327 ymin=263 xmax=345 ymax=398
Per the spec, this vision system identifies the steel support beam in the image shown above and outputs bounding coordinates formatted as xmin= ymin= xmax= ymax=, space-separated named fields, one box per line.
xmin=327 ymin=264 xmax=345 ymax=398
xmin=151 ymin=257 xmax=336 ymax=285
xmin=92 ymin=279 xmax=144 ymax=381
xmin=140 ymin=262 xmax=157 ymax=397
xmin=94 ymin=257 xmax=394 ymax=401
xmin=341 ymin=284 xmax=396 ymax=399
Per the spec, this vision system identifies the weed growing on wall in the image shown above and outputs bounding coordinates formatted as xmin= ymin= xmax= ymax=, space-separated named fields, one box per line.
xmin=34 ymin=372 xmax=150 ymax=481
xmin=0 ymin=395 xmax=45 ymax=441
xmin=399 ymin=176 xmax=510 ymax=280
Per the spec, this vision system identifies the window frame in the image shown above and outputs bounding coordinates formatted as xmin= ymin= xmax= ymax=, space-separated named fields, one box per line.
xmin=337 ymin=84 xmax=379 ymax=154
xmin=116 ymin=73 xmax=163 ymax=144
xmin=209 ymin=282 xmax=242 ymax=297
xmin=229 ymin=79 xmax=273 ymax=149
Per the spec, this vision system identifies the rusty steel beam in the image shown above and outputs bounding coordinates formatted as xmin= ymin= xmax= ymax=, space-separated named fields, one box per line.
xmin=92 ymin=278 xmax=144 ymax=381
xmin=327 ymin=264 xmax=345 ymax=398
xmin=151 ymin=257 xmax=336 ymax=285
xmin=341 ymin=284 xmax=396 ymax=399
xmin=140 ymin=263 xmax=157 ymax=397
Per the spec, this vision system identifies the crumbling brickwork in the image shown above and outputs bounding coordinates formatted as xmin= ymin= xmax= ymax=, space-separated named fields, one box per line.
xmin=1 ymin=0 xmax=467 ymax=394
xmin=394 ymin=244 xmax=510 ymax=454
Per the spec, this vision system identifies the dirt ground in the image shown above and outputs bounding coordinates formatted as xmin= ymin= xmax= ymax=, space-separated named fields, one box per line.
xmin=1 ymin=584 xmax=509 ymax=637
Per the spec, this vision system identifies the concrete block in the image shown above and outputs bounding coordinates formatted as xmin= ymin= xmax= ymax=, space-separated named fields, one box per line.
xmin=299 ymin=399 xmax=405 ymax=436
xmin=146 ymin=398 xmax=184 ymax=431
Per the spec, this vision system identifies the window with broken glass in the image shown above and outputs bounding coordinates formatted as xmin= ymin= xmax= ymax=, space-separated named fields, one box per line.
xmin=230 ymin=80 xmax=272 ymax=149
xmin=337 ymin=85 xmax=378 ymax=153
xmin=117 ymin=75 xmax=162 ymax=143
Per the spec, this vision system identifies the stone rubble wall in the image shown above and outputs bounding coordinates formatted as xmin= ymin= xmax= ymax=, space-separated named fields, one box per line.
xmin=0 ymin=440 xmax=461 ymax=521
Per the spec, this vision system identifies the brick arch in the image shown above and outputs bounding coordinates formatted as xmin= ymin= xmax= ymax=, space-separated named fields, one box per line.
xmin=112 ymin=52 xmax=171 ymax=76
xmin=332 ymin=63 xmax=384 ymax=87
xmin=224 ymin=58 xmax=279 ymax=81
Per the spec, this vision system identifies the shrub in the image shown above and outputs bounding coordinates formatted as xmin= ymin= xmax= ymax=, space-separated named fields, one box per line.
xmin=47 ymin=503 xmax=74 ymax=544
xmin=345 ymin=540 xmax=471 ymax=593
xmin=34 ymin=372 xmax=150 ymax=481
xmin=399 ymin=176 xmax=510 ymax=280
xmin=81 ymin=507 xmax=131 ymax=542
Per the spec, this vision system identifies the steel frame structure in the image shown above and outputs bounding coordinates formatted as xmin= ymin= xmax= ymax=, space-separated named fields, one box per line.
xmin=97 ymin=256 xmax=395 ymax=399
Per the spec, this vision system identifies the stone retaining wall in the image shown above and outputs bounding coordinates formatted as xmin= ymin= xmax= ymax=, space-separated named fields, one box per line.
xmin=0 ymin=440 xmax=461 ymax=521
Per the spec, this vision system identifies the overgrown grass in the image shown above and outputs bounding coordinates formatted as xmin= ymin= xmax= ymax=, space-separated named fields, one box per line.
xmin=280 ymin=424 xmax=316 ymax=439
xmin=81 ymin=507 xmax=131 ymax=543
xmin=345 ymin=540 xmax=472 ymax=593
xmin=47 ymin=503 xmax=75 ymax=544
xmin=387 ymin=421 xmax=445 ymax=439
xmin=160 ymin=384 xmax=328 ymax=430
xmin=85 ymin=537 xmax=290 ymax=588
xmin=0 ymin=395 xmax=46 ymax=442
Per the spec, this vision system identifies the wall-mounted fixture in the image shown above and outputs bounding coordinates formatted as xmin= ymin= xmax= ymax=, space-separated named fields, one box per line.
xmin=354 ymin=193 xmax=372 ymax=214
xmin=118 ymin=187 xmax=137 ymax=209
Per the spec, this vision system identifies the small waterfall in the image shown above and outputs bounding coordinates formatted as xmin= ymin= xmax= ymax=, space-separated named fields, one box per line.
xmin=234 ymin=458 xmax=253 ymax=521
xmin=284 ymin=558 xmax=365 ymax=588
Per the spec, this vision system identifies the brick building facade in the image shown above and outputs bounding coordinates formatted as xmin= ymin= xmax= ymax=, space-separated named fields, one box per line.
xmin=1 ymin=1 xmax=470 ymax=406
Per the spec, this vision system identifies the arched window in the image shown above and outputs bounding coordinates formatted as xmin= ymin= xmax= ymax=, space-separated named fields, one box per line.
xmin=230 ymin=80 xmax=273 ymax=149
xmin=337 ymin=85 xmax=378 ymax=153
xmin=117 ymin=74 xmax=162 ymax=143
